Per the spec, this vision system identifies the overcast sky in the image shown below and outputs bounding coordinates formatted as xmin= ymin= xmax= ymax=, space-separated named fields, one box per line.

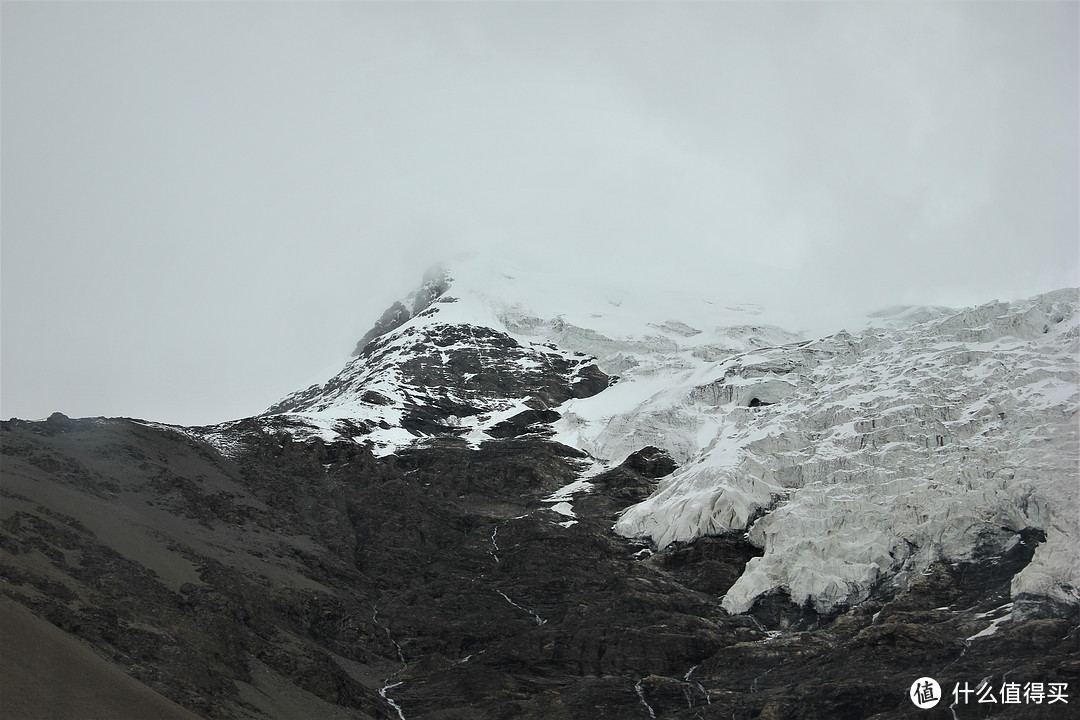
xmin=3 ymin=1 xmax=1077 ymax=426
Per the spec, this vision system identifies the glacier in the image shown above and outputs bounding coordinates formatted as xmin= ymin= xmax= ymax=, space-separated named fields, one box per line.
xmin=249 ymin=256 xmax=1079 ymax=619
xmin=613 ymin=288 xmax=1079 ymax=617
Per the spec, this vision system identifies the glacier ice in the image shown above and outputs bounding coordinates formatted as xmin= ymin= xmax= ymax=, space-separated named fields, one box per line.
xmin=614 ymin=288 xmax=1079 ymax=616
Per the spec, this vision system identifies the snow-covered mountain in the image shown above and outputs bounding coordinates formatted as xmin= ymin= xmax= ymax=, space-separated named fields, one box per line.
xmin=6 ymin=255 xmax=1078 ymax=720
xmin=202 ymin=256 xmax=1079 ymax=622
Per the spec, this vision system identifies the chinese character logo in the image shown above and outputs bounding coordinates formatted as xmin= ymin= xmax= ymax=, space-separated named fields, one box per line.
xmin=910 ymin=677 xmax=942 ymax=709
xmin=950 ymin=679 xmax=1070 ymax=706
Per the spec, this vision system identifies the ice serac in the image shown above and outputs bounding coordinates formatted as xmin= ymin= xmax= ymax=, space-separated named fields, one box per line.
xmin=614 ymin=288 xmax=1080 ymax=617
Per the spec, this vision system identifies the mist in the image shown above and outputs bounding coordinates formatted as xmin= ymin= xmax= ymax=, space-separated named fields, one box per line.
xmin=3 ymin=1 xmax=1076 ymax=425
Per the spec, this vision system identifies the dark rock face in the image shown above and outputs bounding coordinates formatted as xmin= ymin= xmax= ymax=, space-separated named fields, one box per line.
xmin=352 ymin=265 xmax=452 ymax=356
xmin=354 ymin=300 xmax=413 ymax=357
xmin=485 ymin=409 xmax=562 ymax=439
xmin=3 ymin=416 xmax=1075 ymax=720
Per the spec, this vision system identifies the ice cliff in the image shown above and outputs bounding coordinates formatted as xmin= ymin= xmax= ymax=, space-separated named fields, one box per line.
xmin=613 ymin=288 xmax=1079 ymax=617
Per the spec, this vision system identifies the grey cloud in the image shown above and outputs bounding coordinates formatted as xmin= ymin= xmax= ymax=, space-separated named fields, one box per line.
xmin=2 ymin=1 xmax=1075 ymax=424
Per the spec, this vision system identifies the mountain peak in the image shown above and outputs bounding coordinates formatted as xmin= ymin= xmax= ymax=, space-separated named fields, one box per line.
xmin=261 ymin=257 xmax=807 ymax=458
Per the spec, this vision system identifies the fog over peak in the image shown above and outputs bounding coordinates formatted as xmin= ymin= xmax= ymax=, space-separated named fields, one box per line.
xmin=2 ymin=1 xmax=1076 ymax=425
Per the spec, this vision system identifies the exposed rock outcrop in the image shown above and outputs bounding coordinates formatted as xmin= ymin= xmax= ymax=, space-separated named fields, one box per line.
xmin=352 ymin=265 xmax=451 ymax=356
